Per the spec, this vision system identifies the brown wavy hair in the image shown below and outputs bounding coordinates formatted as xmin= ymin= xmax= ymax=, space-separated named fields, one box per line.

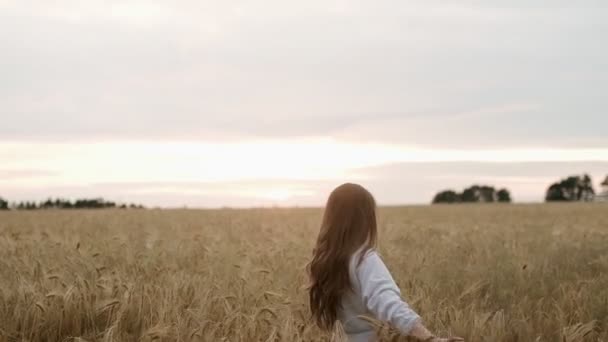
xmin=307 ymin=183 xmax=378 ymax=330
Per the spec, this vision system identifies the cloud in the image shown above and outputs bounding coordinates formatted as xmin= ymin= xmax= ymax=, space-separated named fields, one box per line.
xmin=0 ymin=1 xmax=606 ymax=148
xmin=0 ymin=169 xmax=58 ymax=180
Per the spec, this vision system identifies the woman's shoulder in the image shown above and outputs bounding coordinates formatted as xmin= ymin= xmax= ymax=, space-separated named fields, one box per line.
xmin=353 ymin=248 xmax=382 ymax=268
xmin=361 ymin=248 xmax=379 ymax=259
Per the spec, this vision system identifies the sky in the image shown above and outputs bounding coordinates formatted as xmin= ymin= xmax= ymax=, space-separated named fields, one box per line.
xmin=1 ymin=1 xmax=607 ymax=207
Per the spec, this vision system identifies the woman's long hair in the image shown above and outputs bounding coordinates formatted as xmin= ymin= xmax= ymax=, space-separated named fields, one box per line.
xmin=307 ymin=183 xmax=378 ymax=330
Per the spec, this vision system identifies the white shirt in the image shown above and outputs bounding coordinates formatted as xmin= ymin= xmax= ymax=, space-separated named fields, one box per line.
xmin=338 ymin=249 xmax=421 ymax=342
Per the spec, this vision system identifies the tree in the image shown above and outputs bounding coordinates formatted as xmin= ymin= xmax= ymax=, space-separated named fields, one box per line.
xmin=497 ymin=189 xmax=512 ymax=203
xmin=432 ymin=190 xmax=461 ymax=204
xmin=432 ymin=185 xmax=512 ymax=204
xmin=460 ymin=186 xmax=478 ymax=202
xmin=580 ymin=174 xmax=595 ymax=201
xmin=461 ymin=185 xmax=496 ymax=202
xmin=41 ymin=198 xmax=54 ymax=209
xmin=0 ymin=197 xmax=8 ymax=210
xmin=481 ymin=186 xmax=497 ymax=202
xmin=545 ymin=174 xmax=595 ymax=202
xmin=57 ymin=199 xmax=73 ymax=208
xmin=546 ymin=183 xmax=566 ymax=201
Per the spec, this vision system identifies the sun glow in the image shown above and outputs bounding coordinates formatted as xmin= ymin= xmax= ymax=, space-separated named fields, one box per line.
xmin=2 ymin=138 xmax=608 ymax=205
xmin=3 ymin=139 xmax=608 ymax=186
xmin=260 ymin=188 xmax=293 ymax=202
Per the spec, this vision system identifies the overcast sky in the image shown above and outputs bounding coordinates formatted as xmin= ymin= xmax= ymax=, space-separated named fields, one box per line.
xmin=1 ymin=1 xmax=607 ymax=207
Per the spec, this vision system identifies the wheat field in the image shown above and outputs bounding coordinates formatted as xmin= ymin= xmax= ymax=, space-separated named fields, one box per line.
xmin=0 ymin=204 xmax=607 ymax=342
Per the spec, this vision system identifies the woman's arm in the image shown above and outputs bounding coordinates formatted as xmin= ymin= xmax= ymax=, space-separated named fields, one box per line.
xmin=356 ymin=251 xmax=463 ymax=341
xmin=356 ymin=251 xmax=421 ymax=334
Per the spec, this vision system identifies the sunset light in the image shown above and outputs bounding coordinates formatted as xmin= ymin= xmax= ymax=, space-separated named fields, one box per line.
xmin=2 ymin=139 xmax=608 ymax=206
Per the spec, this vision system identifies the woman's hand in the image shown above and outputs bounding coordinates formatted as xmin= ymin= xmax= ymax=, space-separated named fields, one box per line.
xmin=430 ymin=337 xmax=464 ymax=342
xmin=410 ymin=322 xmax=464 ymax=342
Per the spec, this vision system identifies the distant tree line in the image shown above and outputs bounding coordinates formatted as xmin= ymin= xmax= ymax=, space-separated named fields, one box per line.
xmin=0 ymin=197 xmax=145 ymax=210
xmin=545 ymin=174 xmax=595 ymax=202
xmin=433 ymin=185 xmax=512 ymax=204
xmin=432 ymin=173 xmax=606 ymax=204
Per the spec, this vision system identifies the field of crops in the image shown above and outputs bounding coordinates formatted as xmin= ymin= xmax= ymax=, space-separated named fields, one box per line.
xmin=1 ymin=204 xmax=607 ymax=341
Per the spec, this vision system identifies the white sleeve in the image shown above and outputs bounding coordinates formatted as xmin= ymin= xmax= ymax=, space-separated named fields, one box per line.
xmin=356 ymin=251 xmax=421 ymax=335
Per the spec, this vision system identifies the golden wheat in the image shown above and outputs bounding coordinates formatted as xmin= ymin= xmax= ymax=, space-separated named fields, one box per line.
xmin=0 ymin=204 xmax=606 ymax=341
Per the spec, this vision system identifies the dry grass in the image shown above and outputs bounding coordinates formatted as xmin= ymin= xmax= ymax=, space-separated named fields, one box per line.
xmin=0 ymin=203 xmax=607 ymax=341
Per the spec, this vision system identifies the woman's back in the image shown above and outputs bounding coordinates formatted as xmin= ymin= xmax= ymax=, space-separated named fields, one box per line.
xmin=338 ymin=249 xmax=376 ymax=341
xmin=339 ymin=249 xmax=420 ymax=341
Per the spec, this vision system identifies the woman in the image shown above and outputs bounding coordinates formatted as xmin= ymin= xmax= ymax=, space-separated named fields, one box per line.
xmin=308 ymin=183 xmax=464 ymax=342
